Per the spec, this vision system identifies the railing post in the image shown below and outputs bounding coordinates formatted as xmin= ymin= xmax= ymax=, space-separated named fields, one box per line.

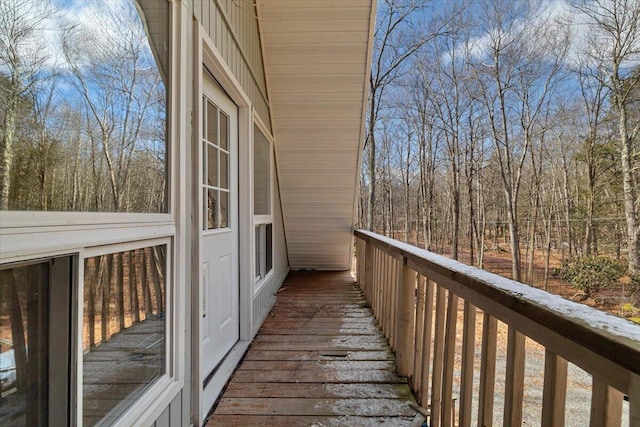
xmin=396 ymin=256 xmax=415 ymax=378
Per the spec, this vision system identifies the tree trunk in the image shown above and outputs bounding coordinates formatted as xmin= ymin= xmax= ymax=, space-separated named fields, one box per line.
xmin=117 ymin=252 xmax=125 ymax=330
xmin=506 ymin=192 xmax=522 ymax=282
xmin=129 ymin=250 xmax=140 ymax=323
xmin=151 ymin=246 xmax=164 ymax=314
xmin=0 ymin=103 xmax=16 ymax=210
xmin=367 ymin=91 xmax=377 ymax=232
xmin=141 ymin=249 xmax=153 ymax=319
xmin=618 ymin=102 xmax=640 ymax=273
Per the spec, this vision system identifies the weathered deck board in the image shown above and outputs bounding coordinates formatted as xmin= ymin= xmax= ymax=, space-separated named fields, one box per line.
xmin=82 ymin=319 xmax=164 ymax=423
xmin=207 ymin=271 xmax=418 ymax=426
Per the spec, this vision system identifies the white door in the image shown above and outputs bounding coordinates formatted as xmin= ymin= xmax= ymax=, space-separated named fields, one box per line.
xmin=200 ymin=72 xmax=239 ymax=399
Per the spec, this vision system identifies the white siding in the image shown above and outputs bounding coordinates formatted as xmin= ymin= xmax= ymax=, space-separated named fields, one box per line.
xmin=193 ymin=0 xmax=271 ymax=130
xmin=258 ymin=0 xmax=375 ymax=270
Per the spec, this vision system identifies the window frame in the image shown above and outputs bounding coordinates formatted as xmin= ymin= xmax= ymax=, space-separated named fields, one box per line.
xmin=252 ymin=115 xmax=274 ymax=291
xmin=0 ymin=254 xmax=76 ymax=427
xmin=0 ymin=1 xmax=186 ymax=426
xmin=78 ymin=237 xmax=173 ymax=427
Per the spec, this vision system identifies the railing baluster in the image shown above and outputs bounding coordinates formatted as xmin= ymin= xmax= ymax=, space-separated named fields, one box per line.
xmin=504 ymin=327 xmax=526 ymax=426
xmin=397 ymin=258 xmax=415 ymax=377
xmin=377 ymin=249 xmax=384 ymax=326
xmin=478 ymin=313 xmax=497 ymax=427
xmin=391 ymin=255 xmax=400 ymax=351
xmin=375 ymin=248 xmax=382 ymax=322
xmin=413 ymin=275 xmax=427 ymax=393
xmin=382 ymin=252 xmax=391 ymax=342
xmin=420 ymin=278 xmax=435 ymax=409
xmin=459 ymin=301 xmax=476 ymax=427
xmin=364 ymin=240 xmax=373 ymax=304
xmin=590 ymin=377 xmax=623 ymax=427
xmin=430 ymin=285 xmax=448 ymax=427
xmin=442 ymin=292 xmax=459 ymax=427
xmin=387 ymin=252 xmax=393 ymax=339
xmin=541 ymin=350 xmax=567 ymax=427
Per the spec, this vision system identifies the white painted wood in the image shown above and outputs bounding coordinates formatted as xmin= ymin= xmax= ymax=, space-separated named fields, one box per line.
xmin=258 ymin=0 xmax=375 ymax=270
xmin=199 ymin=65 xmax=240 ymax=422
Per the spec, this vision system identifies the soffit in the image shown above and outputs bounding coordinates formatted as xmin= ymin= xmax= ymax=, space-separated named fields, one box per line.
xmin=258 ymin=0 xmax=375 ymax=270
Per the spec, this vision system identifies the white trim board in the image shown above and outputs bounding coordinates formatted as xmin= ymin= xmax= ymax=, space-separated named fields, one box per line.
xmin=192 ymin=20 xmax=256 ymax=426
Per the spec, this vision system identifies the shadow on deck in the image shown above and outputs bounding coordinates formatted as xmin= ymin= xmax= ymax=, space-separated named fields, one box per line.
xmin=207 ymin=271 xmax=420 ymax=426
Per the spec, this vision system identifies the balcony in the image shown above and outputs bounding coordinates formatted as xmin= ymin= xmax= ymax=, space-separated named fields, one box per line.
xmin=210 ymin=230 xmax=640 ymax=426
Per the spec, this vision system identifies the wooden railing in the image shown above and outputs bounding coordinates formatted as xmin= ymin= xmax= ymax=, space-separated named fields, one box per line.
xmin=354 ymin=230 xmax=640 ymax=427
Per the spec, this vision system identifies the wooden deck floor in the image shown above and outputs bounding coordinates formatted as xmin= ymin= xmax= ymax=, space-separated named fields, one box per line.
xmin=207 ymin=271 xmax=419 ymax=426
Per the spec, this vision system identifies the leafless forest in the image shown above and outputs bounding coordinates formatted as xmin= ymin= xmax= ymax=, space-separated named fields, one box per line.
xmin=360 ymin=0 xmax=640 ymax=312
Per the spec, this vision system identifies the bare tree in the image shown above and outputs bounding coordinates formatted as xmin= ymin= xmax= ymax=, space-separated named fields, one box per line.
xmin=62 ymin=2 xmax=165 ymax=212
xmin=365 ymin=0 xmax=452 ymax=231
xmin=574 ymin=0 xmax=640 ymax=272
xmin=0 ymin=0 xmax=55 ymax=209
xmin=470 ymin=1 xmax=567 ymax=281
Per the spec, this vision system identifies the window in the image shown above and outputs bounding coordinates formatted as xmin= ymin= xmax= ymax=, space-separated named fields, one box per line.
xmin=253 ymin=125 xmax=272 ymax=281
xmin=0 ymin=256 xmax=74 ymax=427
xmin=82 ymin=243 xmax=168 ymax=426
xmin=255 ymin=223 xmax=273 ymax=280
xmin=0 ymin=0 xmax=167 ymax=213
xmin=0 ymin=1 xmax=176 ymax=425
xmin=253 ymin=126 xmax=270 ymax=216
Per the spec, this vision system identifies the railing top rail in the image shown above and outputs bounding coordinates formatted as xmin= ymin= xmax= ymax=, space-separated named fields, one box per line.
xmin=354 ymin=229 xmax=640 ymax=377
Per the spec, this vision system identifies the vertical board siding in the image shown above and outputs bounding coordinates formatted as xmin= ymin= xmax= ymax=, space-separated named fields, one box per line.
xmin=193 ymin=0 xmax=271 ymax=131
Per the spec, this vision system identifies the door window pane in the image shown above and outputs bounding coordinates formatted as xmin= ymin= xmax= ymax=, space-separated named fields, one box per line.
xmin=219 ymin=111 xmax=229 ymax=151
xmin=206 ymin=144 xmax=218 ymax=188
xmin=253 ymin=126 xmax=270 ymax=216
xmin=219 ymin=191 xmax=229 ymax=229
xmin=206 ymin=189 xmax=218 ymax=230
xmin=82 ymin=245 xmax=166 ymax=426
xmin=220 ymin=151 xmax=229 ymax=190
xmin=206 ymin=101 xmax=218 ymax=145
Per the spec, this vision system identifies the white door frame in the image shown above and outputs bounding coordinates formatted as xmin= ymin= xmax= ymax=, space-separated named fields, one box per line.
xmin=192 ymin=24 xmax=254 ymax=425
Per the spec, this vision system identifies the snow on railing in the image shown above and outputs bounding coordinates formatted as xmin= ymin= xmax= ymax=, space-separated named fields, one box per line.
xmin=354 ymin=229 xmax=640 ymax=427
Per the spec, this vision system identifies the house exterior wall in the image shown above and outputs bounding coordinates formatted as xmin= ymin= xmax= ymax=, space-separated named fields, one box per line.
xmin=150 ymin=1 xmax=285 ymax=425
xmin=0 ymin=0 xmax=284 ymax=424
xmin=192 ymin=0 xmax=271 ymax=132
